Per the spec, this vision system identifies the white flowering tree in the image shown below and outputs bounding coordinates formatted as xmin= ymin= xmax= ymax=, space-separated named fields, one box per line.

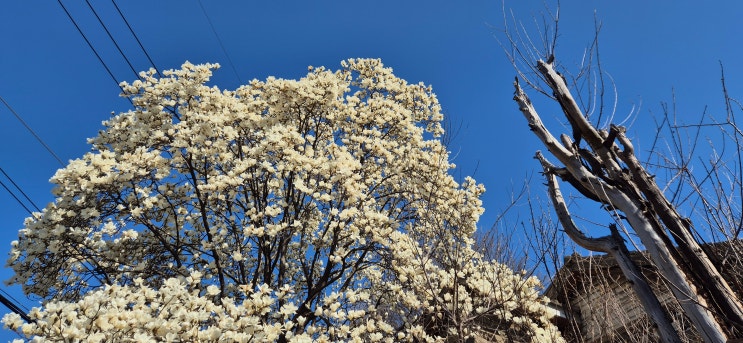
xmin=4 ymin=59 xmax=561 ymax=342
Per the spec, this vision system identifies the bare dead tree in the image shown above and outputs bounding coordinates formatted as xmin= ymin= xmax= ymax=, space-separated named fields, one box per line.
xmin=513 ymin=70 xmax=725 ymax=341
xmin=500 ymin=4 xmax=743 ymax=342
xmin=538 ymin=154 xmax=682 ymax=343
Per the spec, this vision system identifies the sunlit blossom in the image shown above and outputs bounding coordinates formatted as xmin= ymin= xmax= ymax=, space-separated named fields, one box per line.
xmin=5 ymin=60 xmax=561 ymax=342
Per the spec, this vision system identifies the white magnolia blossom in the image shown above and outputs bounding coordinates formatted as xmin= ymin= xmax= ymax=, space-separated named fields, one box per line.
xmin=5 ymin=59 xmax=563 ymax=342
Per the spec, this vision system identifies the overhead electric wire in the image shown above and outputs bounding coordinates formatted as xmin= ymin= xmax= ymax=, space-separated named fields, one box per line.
xmin=56 ymin=0 xmax=133 ymax=105
xmin=0 ymin=178 xmax=34 ymax=216
xmin=57 ymin=0 xmax=119 ymax=87
xmin=0 ymin=0 xmax=135 ymax=326
xmin=0 ymin=166 xmax=104 ymax=320
xmin=0 ymin=169 xmax=42 ymax=325
xmin=111 ymin=0 xmax=162 ymax=77
xmin=0 ymin=294 xmax=33 ymax=324
xmin=84 ymin=0 xmax=139 ymax=78
xmin=0 ymin=99 xmax=53 ymax=324
xmin=0 ymin=170 xmax=36 ymax=323
xmin=0 ymin=167 xmax=42 ymax=213
xmin=197 ymin=0 xmax=244 ymax=84
xmin=0 ymin=95 xmax=65 ymax=167
xmin=0 ymin=288 xmax=29 ymax=314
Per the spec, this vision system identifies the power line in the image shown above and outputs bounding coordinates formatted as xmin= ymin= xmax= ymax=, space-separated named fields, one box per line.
xmin=0 ymin=95 xmax=65 ymax=166
xmin=57 ymin=0 xmax=119 ymax=87
xmin=0 ymin=0 xmax=138 ymax=326
xmin=0 ymin=178 xmax=34 ymax=216
xmin=0 ymin=167 xmax=105 ymax=318
xmin=0 ymin=100 xmax=50 ymax=325
xmin=111 ymin=0 xmax=162 ymax=77
xmin=5 ymin=2 xmax=117 ymax=318
xmin=0 ymin=167 xmax=42 ymax=213
xmin=0 ymin=293 xmax=33 ymax=324
xmin=0 ymin=169 xmax=36 ymax=324
xmin=56 ymin=0 xmax=132 ymax=105
xmin=84 ymin=0 xmax=139 ymax=78
xmin=197 ymin=0 xmax=243 ymax=84
xmin=110 ymin=1 xmax=181 ymax=119
xmin=0 ymin=288 xmax=29 ymax=314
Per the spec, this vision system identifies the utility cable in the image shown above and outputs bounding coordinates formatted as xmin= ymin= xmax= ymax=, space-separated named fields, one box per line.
xmin=111 ymin=0 xmax=162 ymax=77
xmin=0 ymin=178 xmax=34 ymax=216
xmin=197 ymin=0 xmax=243 ymax=84
xmin=0 ymin=288 xmax=29 ymax=314
xmin=0 ymin=1 xmax=122 ymax=326
xmin=0 ymin=293 xmax=33 ymax=324
xmin=84 ymin=0 xmax=139 ymax=78
xmin=0 ymin=95 xmax=65 ymax=167
xmin=0 ymin=167 xmax=105 ymax=318
xmin=0 ymin=172 xmax=36 ymax=324
xmin=0 ymin=167 xmax=42 ymax=212
xmin=23 ymin=0 xmax=110 ymax=303
xmin=56 ymin=0 xmax=133 ymax=105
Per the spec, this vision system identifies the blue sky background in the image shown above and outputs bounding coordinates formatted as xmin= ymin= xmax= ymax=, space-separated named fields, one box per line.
xmin=1 ymin=0 xmax=742 ymax=339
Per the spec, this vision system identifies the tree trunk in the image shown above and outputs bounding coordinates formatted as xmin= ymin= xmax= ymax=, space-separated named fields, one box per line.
xmin=542 ymin=165 xmax=682 ymax=343
xmin=512 ymin=61 xmax=729 ymax=342
xmin=616 ymin=132 xmax=743 ymax=333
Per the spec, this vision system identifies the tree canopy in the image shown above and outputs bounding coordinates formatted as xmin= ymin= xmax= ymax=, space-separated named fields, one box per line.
xmin=4 ymin=60 xmax=561 ymax=342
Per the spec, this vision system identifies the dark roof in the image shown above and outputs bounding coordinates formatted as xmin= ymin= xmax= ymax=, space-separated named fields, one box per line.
xmin=544 ymin=239 xmax=743 ymax=301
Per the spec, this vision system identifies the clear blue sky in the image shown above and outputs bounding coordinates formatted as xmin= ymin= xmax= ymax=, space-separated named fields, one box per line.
xmin=1 ymin=1 xmax=742 ymax=339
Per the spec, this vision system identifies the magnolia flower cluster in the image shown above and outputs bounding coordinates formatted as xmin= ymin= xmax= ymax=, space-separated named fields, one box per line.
xmin=6 ymin=59 xmax=562 ymax=342
xmin=5 ymin=276 xmax=290 ymax=342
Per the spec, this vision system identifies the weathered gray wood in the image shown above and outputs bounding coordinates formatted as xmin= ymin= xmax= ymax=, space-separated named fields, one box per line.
xmin=541 ymin=163 xmax=683 ymax=343
xmin=513 ymin=72 xmax=728 ymax=343
xmin=615 ymin=129 xmax=743 ymax=332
